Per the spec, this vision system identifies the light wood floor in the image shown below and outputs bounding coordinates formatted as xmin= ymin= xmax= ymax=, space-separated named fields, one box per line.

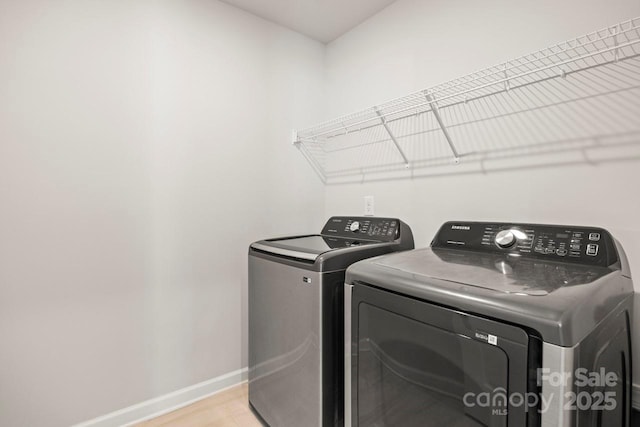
xmin=136 ymin=383 xmax=262 ymax=427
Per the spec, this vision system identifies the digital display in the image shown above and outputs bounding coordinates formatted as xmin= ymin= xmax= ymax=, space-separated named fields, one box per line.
xmin=556 ymin=233 xmax=569 ymax=239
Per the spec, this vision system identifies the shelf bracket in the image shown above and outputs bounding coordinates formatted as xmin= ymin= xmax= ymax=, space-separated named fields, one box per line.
xmin=296 ymin=138 xmax=327 ymax=183
xmin=374 ymin=107 xmax=410 ymax=168
xmin=424 ymin=91 xmax=460 ymax=163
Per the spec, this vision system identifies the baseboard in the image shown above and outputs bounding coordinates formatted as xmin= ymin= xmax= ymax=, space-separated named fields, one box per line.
xmin=65 ymin=370 xmax=640 ymax=424
xmin=73 ymin=368 xmax=248 ymax=427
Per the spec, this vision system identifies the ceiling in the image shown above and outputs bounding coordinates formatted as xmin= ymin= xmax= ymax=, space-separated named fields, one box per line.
xmin=219 ymin=0 xmax=397 ymax=44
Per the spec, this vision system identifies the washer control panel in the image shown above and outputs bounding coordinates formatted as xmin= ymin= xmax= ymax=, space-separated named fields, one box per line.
xmin=321 ymin=216 xmax=400 ymax=241
xmin=432 ymin=221 xmax=617 ymax=267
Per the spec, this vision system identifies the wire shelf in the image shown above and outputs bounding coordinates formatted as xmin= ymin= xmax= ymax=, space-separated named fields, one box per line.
xmin=294 ymin=17 xmax=640 ymax=184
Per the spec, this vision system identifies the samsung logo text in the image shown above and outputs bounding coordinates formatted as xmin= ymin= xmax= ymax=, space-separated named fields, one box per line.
xmin=451 ymin=225 xmax=471 ymax=231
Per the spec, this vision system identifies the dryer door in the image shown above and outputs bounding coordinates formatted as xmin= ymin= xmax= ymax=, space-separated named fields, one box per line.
xmin=347 ymin=283 xmax=539 ymax=427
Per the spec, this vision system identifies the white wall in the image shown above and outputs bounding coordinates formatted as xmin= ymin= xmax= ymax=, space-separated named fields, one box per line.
xmin=324 ymin=0 xmax=640 ymax=393
xmin=0 ymin=1 xmax=324 ymax=426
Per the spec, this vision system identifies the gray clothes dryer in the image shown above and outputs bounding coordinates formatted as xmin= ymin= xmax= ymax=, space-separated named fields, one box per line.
xmin=344 ymin=221 xmax=633 ymax=427
xmin=249 ymin=216 xmax=414 ymax=427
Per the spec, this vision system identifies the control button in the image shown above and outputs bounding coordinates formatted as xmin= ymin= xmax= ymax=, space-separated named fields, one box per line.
xmin=589 ymin=233 xmax=601 ymax=241
xmin=556 ymin=249 xmax=567 ymax=256
xmin=495 ymin=230 xmax=516 ymax=248
xmin=570 ymin=244 xmax=580 ymax=251
xmin=586 ymin=244 xmax=599 ymax=256
xmin=349 ymin=221 xmax=360 ymax=232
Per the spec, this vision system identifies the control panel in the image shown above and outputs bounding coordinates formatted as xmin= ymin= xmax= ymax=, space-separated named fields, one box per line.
xmin=321 ymin=216 xmax=400 ymax=242
xmin=431 ymin=221 xmax=618 ymax=267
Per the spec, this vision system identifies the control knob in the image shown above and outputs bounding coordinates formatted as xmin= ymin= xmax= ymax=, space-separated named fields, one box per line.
xmin=349 ymin=221 xmax=360 ymax=232
xmin=495 ymin=230 xmax=516 ymax=248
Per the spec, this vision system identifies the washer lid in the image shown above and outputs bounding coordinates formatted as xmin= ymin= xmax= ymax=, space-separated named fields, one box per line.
xmin=251 ymin=235 xmax=376 ymax=261
xmin=374 ymin=247 xmax=613 ymax=296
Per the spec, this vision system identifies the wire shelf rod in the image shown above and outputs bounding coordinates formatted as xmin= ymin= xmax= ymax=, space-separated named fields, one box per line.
xmin=302 ymin=55 xmax=640 ymax=146
xmin=419 ymin=53 xmax=640 ymax=112
xmin=441 ymin=21 xmax=638 ymax=86
xmin=415 ymin=25 xmax=637 ymax=100
xmin=298 ymin=42 xmax=640 ymax=142
xmin=425 ymin=39 xmax=640 ymax=109
xmin=298 ymin=19 xmax=640 ymax=138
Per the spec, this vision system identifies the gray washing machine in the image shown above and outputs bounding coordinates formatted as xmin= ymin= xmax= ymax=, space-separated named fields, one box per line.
xmin=249 ymin=216 xmax=414 ymax=427
xmin=345 ymin=221 xmax=633 ymax=427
